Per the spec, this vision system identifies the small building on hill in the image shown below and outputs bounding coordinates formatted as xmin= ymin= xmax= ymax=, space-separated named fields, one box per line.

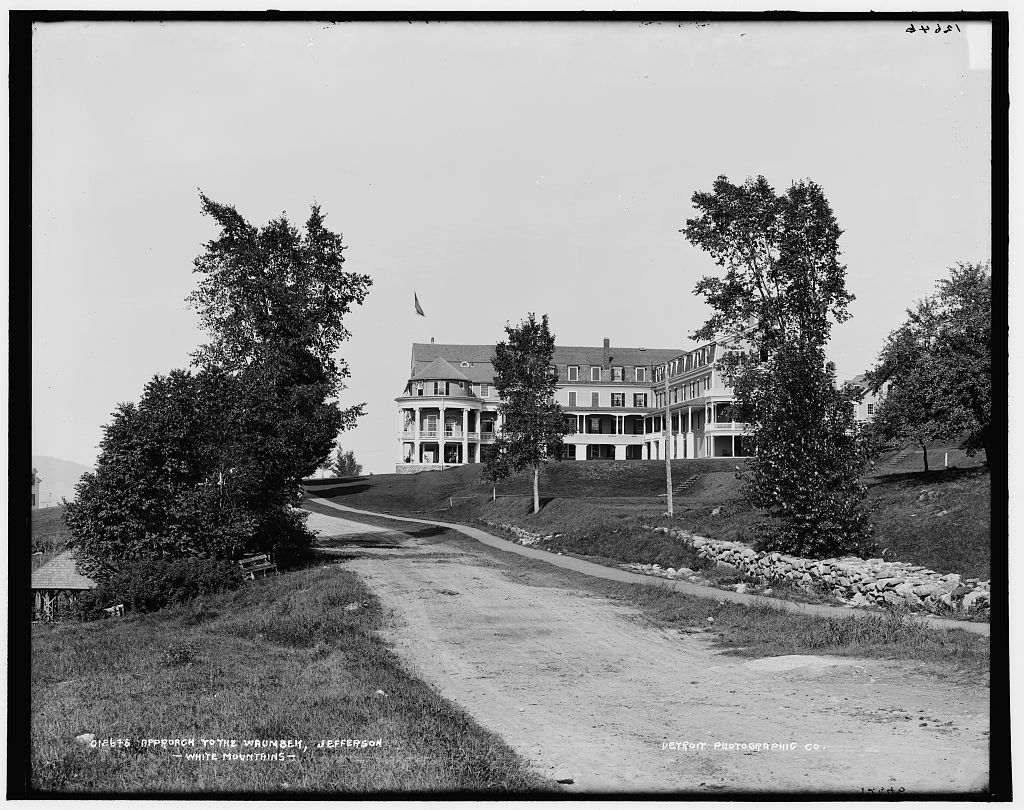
xmin=31 ymin=468 xmax=41 ymax=509
xmin=31 ymin=550 xmax=96 ymax=620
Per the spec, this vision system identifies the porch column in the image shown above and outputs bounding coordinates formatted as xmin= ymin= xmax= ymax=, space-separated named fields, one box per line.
xmin=414 ymin=407 xmax=421 ymax=463
xmin=462 ymin=408 xmax=469 ymax=464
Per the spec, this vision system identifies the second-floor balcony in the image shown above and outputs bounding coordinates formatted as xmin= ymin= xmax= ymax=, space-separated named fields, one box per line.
xmin=402 ymin=429 xmax=490 ymax=441
xmin=704 ymin=420 xmax=750 ymax=434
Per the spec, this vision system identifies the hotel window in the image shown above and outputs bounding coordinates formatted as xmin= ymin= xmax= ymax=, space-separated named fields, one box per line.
xmin=568 ymin=392 xmax=577 ymax=407
xmin=589 ymin=417 xmax=601 ymax=433
xmin=415 ymin=384 xmax=424 ymax=396
xmin=633 ymin=393 xmax=647 ymax=408
xmin=480 ymin=384 xmax=489 ymax=396
xmin=568 ymin=366 xmax=579 ymax=381
xmin=612 ymin=366 xmax=624 ymax=381
xmin=635 ymin=367 xmax=646 ymax=382
xmin=591 ymin=392 xmax=600 ymax=407
xmin=590 ymin=366 xmax=601 ymax=381
xmin=432 ymin=381 xmax=448 ymax=395
xmin=611 ymin=392 xmax=625 ymax=407
xmin=673 ymin=387 xmax=679 ymax=403
xmin=866 ymin=403 xmax=875 ymax=415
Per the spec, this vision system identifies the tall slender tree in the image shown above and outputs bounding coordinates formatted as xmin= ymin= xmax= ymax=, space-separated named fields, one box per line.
xmin=489 ymin=314 xmax=573 ymax=514
xmin=682 ymin=175 xmax=873 ymax=557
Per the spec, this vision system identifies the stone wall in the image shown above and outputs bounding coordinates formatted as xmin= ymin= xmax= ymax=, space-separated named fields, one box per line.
xmin=646 ymin=526 xmax=990 ymax=618
xmin=483 ymin=519 xmax=990 ymax=620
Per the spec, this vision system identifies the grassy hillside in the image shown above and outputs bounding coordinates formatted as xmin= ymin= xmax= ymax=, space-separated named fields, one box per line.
xmin=32 ymin=506 xmax=73 ymax=571
xmin=31 ymin=564 xmax=552 ymax=795
xmin=306 ymin=456 xmax=991 ymax=580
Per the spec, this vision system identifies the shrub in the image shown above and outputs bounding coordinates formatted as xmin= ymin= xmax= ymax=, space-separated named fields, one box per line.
xmin=69 ymin=588 xmax=116 ymax=622
xmin=103 ymin=558 xmax=244 ymax=614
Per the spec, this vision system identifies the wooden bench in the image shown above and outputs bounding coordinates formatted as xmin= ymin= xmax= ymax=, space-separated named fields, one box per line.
xmin=239 ymin=554 xmax=279 ymax=581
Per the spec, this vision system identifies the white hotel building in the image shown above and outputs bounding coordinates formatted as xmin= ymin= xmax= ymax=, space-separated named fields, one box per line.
xmin=396 ymin=337 xmax=751 ymax=473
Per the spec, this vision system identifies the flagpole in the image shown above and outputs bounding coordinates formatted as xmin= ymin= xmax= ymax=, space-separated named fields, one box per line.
xmin=663 ymin=362 xmax=673 ymax=517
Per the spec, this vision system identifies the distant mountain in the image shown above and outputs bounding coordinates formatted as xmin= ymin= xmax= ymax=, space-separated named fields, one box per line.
xmin=31 ymin=456 xmax=93 ymax=507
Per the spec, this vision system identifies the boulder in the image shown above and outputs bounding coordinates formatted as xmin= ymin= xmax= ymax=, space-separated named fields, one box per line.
xmin=961 ymin=590 xmax=990 ymax=611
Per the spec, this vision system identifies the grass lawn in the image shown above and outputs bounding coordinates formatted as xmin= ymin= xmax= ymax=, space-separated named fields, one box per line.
xmin=30 ymin=563 xmax=554 ymax=795
xmin=307 ymin=454 xmax=991 ymax=581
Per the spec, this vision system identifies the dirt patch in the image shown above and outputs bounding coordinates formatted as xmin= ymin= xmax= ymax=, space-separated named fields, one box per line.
xmin=344 ymin=549 xmax=988 ymax=794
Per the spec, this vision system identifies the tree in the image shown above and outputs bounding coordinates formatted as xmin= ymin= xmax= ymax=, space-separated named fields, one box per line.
xmin=490 ymin=314 xmax=574 ymax=514
xmin=867 ymin=261 xmax=991 ymax=466
xmin=861 ymin=329 xmax=955 ymax=474
xmin=64 ymin=369 xmax=260 ymax=577
xmin=682 ymin=175 xmax=874 ymax=557
xmin=330 ymin=447 xmax=363 ymax=477
xmin=65 ymin=195 xmax=371 ymax=576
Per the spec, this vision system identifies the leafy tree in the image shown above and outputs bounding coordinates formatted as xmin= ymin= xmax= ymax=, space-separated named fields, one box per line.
xmin=682 ymin=175 xmax=874 ymax=556
xmin=65 ymin=196 xmax=371 ymax=576
xmin=330 ymin=447 xmax=363 ymax=477
xmin=867 ymin=261 xmax=991 ymax=466
xmin=860 ymin=328 xmax=955 ymax=474
xmin=64 ymin=369 xmax=263 ymax=577
xmin=490 ymin=314 xmax=573 ymax=514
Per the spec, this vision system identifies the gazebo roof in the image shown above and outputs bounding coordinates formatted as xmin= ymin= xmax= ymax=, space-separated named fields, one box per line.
xmin=31 ymin=550 xmax=96 ymax=591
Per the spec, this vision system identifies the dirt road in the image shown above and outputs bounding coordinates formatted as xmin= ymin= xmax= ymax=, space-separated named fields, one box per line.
xmin=309 ymin=510 xmax=990 ymax=794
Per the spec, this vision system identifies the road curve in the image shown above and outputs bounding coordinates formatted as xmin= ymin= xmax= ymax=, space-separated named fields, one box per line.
xmin=305 ymin=503 xmax=989 ymax=793
xmin=304 ymin=498 xmax=989 ymax=637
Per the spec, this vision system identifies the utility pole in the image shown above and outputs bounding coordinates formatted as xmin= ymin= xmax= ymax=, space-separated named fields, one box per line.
xmin=663 ymin=362 xmax=673 ymax=516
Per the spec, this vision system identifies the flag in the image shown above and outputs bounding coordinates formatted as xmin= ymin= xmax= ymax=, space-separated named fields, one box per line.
xmin=414 ymin=292 xmax=425 ymax=317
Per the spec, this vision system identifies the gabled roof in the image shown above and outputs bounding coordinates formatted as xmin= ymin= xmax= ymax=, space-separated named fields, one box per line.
xmin=409 ymin=357 xmax=473 ymax=383
xmin=31 ymin=550 xmax=96 ymax=591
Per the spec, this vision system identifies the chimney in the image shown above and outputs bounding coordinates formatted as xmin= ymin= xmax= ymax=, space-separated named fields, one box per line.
xmin=603 ymin=337 xmax=610 ymax=361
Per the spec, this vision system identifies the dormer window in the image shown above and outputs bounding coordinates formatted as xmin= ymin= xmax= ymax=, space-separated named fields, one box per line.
xmin=590 ymin=366 xmax=601 ymax=381
xmin=568 ymin=366 xmax=579 ymax=381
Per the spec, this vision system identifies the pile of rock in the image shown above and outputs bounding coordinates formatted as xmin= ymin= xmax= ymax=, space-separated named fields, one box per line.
xmin=618 ymin=561 xmax=715 ymax=587
xmin=483 ymin=522 xmax=560 ymax=548
xmin=647 ymin=526 xmax=990 ymax=617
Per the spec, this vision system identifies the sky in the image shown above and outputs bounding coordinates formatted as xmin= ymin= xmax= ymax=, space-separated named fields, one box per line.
xmin=31 ymin=19 xmax=993 ymax=475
